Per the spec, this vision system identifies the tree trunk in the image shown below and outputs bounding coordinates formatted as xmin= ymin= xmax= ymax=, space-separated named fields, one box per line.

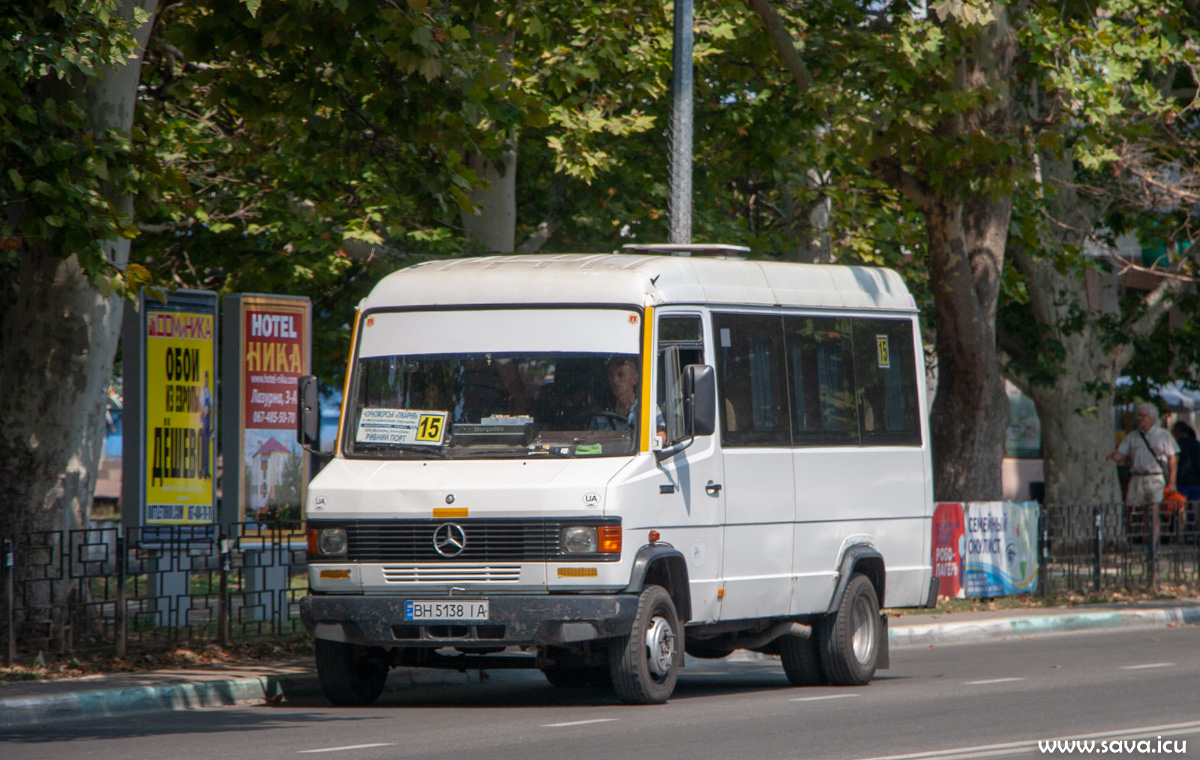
xmin=461 ymin=150 xmax=517 ymax=253
xmin=1005 ymin=154 xmax=1180 ymax=505
xmin=925 ymin=196 xmax=1012 ymax=501
xmin=0 ymin=1 xmax=157 ymax=647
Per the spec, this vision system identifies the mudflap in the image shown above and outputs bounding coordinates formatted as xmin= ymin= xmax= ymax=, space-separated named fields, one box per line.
xmin=877 ymin=613 xmax=890 ymax=670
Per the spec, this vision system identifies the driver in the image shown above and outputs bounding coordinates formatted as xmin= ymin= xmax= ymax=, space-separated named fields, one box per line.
xmin=592 ymin=356 xmax=666 ymax=445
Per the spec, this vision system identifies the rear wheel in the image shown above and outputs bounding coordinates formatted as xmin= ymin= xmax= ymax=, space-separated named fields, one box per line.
xmin=819 ymin=573 xmax=880 ymax=686
xmin=315 ymin=639 xmax=390 ymax=706
xmin=779 ymin=631 xmax=827 ymax=686
xmin=609 ymin=585 xmax=681 ymax=704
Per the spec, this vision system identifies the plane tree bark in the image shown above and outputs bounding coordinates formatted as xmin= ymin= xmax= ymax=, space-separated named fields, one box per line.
xmin=0 ymin=1 xmax=159 ymax=645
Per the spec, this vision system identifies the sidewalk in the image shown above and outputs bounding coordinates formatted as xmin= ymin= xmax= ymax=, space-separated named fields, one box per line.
xmin=2 ymin=600 xmax=1198 ymax=731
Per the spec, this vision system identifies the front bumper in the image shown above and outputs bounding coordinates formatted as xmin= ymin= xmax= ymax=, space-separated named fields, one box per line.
xmin=300 ymin=593 xmax=640 ymax=648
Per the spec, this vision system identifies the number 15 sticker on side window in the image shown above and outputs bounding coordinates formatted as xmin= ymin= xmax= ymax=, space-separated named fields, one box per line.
xmin=356 ymin=409 xmax=449 ymax=446
xmin=876 ymin=335 xmax=890 ymax=369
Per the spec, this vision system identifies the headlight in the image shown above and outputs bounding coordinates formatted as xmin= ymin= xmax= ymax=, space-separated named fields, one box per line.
xmin=316 ymin=527 xmax=348 ymax=556
xmin=560 ymin=526 xmax=599 ymax=554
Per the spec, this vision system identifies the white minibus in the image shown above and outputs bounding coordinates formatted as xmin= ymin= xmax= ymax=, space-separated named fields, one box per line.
xmin=298 ymin=245 xmax=936 ymax=705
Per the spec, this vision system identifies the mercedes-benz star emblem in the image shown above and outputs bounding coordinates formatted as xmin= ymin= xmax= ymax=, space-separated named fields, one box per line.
xmin=432 ymin=523 xmax=467 ymax=558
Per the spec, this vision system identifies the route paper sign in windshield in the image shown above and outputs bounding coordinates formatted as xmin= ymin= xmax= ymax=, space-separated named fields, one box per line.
xmin=356 ymin=409 xmax=447 ymax=446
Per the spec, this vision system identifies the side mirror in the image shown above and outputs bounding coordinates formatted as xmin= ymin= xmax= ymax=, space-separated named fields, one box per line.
xmin=656 ymin=364 xmax=716 ymax=462
xmin=297 ymin=374 xmax=320 ymax=453
xmin=685 ymin=364 xmax=716 ymax=437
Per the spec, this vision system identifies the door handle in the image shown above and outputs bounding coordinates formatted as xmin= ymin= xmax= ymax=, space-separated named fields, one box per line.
xmin=706 ymin=481 xmax=722 ymax=496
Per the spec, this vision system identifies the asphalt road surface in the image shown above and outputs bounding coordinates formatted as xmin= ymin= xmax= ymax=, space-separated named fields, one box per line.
xmin=4 ymin=626 xmax=1198 ymax=760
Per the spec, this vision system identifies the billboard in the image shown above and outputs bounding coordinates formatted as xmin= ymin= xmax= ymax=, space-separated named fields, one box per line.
xmin=933 ymin=501 xmax=1040 ymax=599
xmin=932 ymin=502 xmax=966 ymax=599
xmin=123 ymin=290 xmax=219 ymax=530
xmin=963 ymin=501 xmax=1039 ymax=597
xmin=221 ymin=294 xmax=311 ymax=525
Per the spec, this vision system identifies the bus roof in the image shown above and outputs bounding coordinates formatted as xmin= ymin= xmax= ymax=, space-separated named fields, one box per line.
xmin=362 ymin=253 xmax=917 ymax=313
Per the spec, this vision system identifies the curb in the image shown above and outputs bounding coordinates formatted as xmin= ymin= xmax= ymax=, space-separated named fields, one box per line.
xmin=0 ymin=672 xmax=313 ymax=730
xmin=0 ymin=663 xmax=535 ymax=731
xmin=889 ymin=606 xmax=1200 ymax=648
xmin=0 ymin=677 xmax=302 ymax=729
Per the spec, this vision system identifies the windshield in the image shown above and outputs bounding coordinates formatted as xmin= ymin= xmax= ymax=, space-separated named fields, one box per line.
xmin=345 ymin=308 xmax=645 ymax=459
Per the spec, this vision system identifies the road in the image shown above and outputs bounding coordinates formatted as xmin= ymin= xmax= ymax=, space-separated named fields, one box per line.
xmin=3 ymin=626 xmax=1198 ymax=760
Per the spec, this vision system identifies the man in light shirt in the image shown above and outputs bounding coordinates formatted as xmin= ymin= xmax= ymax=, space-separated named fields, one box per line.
xmin=1107 ymin=402 xmax=1178 ymax=506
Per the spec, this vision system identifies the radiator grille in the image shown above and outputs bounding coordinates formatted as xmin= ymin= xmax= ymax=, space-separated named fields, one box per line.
xmin=336 ymin=519 xmax=616 ymax=562
xmin=381 ymin=565 xmax=522 ymax=583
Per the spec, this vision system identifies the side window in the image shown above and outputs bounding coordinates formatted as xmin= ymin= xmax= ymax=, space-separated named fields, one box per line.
xmin=785 ymin=316 xmax=859 ymax=446
xmin=713 ymin=313 xmax=790 ymax=447
xmin=853 ymin=318 xmax=921 ymax=446
xmin=657 ymin=315 xmax=703 ymax=444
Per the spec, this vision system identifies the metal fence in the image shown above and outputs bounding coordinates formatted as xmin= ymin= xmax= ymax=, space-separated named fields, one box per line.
xmin=2 ymin=521 xmax=307 ymax=666
xmin=3 ymin=505 xmax=1199 ymax=665
xmin=1040 ymin=501 xmax=1200 ymax=594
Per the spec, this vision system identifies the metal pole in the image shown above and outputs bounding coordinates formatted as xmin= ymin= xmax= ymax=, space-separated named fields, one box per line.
xmin=1148 ymin=502 xmax=1159 ymax=588
xmin=1092 ymin=507 xmax=1102 ymax=592
xmin=667 ymin=0 xmax=694 ymax=244
xmin=218 ymin=527 xmax=231 ymax=647
xmin=4 ymin=539 xmax=14 ymax=666
xmin=116 ymin=534 xmax=127 ymax=659
xmin=1037 ymin=507 xmax=1047 ymax=597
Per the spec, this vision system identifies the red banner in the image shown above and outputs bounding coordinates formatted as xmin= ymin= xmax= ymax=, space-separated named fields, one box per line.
xmin=932 ymin=502 xmax=966 ymax=599
xmin=243 ymin=309 xmax=305 ymax=429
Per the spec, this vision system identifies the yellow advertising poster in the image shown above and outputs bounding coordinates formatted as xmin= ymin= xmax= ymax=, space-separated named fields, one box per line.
xmin=144 ymin=309 xmax=216 ymax=525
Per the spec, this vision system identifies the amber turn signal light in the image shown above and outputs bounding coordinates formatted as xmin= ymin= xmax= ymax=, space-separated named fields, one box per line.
xmin=598 ymin=525 xmax=622 ymax=554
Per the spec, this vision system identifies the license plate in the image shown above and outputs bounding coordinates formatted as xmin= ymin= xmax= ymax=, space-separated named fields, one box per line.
xmin=404 ymin=600 xmax=489 ymax=621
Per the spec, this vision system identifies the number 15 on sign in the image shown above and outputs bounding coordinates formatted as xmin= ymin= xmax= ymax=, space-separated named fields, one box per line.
xmin=416 ymin=413 xmax=446 ymax=443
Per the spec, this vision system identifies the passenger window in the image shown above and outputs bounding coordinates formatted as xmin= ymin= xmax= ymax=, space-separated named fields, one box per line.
xmin=785 ymin=316 xmax=859 ymax=446
xmin=852 ymin=319 xmax=921 ymax=446
xmin=713 ymin=313 xmax=790 ymax=447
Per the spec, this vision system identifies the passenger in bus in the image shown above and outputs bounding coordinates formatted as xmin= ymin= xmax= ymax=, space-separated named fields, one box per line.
xmin=591 ymin=356 xmax=666 ymax=445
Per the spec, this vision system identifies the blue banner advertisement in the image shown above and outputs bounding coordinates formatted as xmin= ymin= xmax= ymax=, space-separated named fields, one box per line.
xmin=963 ymin=501 xmax=1039 ymax=597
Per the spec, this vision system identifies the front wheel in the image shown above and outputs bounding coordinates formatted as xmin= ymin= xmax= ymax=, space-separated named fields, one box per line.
xmin=819 ymin=573 xmax=881 ymax=686
xmin=609 ymin=585 xmax=681 ymax=704
xmin=315 ymin=639 xmax=390 ymax=706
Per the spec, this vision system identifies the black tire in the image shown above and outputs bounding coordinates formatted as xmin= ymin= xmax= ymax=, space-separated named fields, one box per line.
xmin=541 ymin=665 xmax=612 ymax=689
xmin=315 ymin=639 xmax=389 ymax=706
xmin=609 ymin=585 xmax=681 ymax=704
xmin=819 ymin=573 xmax=880 ymax=686
xmin=779 ymin=631 xmax=827 ymax=686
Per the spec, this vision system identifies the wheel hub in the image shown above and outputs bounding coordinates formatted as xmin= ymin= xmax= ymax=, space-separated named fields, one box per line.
xmin=644 ymin=614 xmax=675 ymax=677
xmin=850 ymin=593 xmax=876 ymax=664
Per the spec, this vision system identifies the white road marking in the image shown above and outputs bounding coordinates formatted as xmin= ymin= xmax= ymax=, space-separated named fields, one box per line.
xmin=848 ymin=719 xmax=1200 ymax=760
xmin=1121 ymin=662 xmax=1175 ymax=670
xmin=541 ymin=718 xmax=619 ymax=728
xmin=299 ymin=744 xmax=394 ymax=754
xmin=789 ymin=693 xmax=861 ymax=702
xmin=963 ymin=677 xmax=1026 ymax=685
